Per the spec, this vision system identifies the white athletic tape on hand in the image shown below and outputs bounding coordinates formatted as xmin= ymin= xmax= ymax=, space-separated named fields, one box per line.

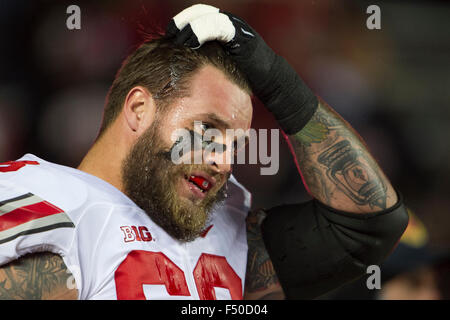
xmin=189 ymin=12 xmax=235 ymax=47
xmin=173 ymin=4 xmax=219 ymax=31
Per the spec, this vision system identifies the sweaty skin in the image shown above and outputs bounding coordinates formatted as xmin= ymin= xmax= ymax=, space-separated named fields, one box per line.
xmin=0 ymin=65 xmax=253 ymax=300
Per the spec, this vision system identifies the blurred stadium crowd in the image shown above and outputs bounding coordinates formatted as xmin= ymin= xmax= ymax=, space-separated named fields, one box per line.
xmin=0 ymin=0 xmax=449 ymax=299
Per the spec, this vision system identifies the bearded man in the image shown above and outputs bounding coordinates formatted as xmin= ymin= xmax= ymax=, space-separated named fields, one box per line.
xmin=0 ymin=4 xmax=408 ymax=300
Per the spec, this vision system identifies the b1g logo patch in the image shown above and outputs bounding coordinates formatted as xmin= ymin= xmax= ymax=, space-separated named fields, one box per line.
xmin=120 ymin=225 xmax=153 ymax=243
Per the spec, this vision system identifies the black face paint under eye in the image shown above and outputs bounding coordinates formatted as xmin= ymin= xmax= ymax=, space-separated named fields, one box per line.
xmin=167 ymin=129 xmax=227 ymax=160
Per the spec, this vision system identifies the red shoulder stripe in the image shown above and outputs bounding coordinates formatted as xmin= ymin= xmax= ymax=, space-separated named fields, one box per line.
xmin=0 ymin=201 xmax=64 ymax=231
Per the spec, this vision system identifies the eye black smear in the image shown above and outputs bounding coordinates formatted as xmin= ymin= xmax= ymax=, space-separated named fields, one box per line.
xmin=167 ymin=129 xmax=227 ymax=160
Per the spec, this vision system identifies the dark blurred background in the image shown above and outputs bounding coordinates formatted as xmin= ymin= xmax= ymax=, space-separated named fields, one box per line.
xmin=0 ymin=0 xmax=449 ymax=299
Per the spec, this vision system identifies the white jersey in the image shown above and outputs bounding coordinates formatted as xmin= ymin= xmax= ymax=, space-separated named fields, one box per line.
xmin=0 ymin=154 xmax=251 ymax=300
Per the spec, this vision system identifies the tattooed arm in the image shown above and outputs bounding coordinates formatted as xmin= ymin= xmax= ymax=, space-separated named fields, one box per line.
xmin=244 ymin=210 xmax=284 ymax=300
xmin=291 ymin=99 xmax=397 ymax=213
xmin=244 ymin=99 xmax=406 ymax=299
xmin=0 ymin=252 xmax=78 ymax=300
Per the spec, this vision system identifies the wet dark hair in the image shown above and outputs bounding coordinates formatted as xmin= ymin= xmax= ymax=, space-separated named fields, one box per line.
xmin=98 ymin=37 xmax=251 ymax=138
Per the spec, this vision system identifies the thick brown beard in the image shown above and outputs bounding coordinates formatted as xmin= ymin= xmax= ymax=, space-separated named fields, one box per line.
xmin=121 ymin=122 xmax=228 ymax=242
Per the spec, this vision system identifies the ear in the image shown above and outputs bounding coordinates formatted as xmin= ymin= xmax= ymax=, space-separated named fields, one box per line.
xmin=122 ymin=86 xmax=156 ymax=135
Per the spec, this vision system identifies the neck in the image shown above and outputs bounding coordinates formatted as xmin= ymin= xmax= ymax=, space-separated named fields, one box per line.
xmin=77 ymin=129 xmax=128 ymax=193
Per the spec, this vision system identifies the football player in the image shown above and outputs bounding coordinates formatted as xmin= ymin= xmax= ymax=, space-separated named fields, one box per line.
xmin=0 ymin=4 xmax=408 ymax=299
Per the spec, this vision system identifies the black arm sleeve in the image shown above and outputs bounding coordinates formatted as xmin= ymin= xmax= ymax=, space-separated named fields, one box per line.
xmin=260 ymin=193 xmax=409 ymax=299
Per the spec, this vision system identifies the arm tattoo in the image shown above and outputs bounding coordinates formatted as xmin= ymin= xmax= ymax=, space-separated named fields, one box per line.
xmin=0 ymin=252 xmax=77 ymax=300
xmin=245 ymin=210 xmax=284 ymax=299
xmin=291 ymin=100 xmax=396 ymax=212
xmin=317 ymin=140 xmax=387 ymax=209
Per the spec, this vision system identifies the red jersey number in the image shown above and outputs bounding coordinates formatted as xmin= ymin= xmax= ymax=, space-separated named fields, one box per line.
xmin=115 ymin=251 xmax=190 ymax=300
xmin=193 ymin=253 xmax=243 ymax=300
xmin=0 ymin=161 xmax=39 ymax=173
xmin=115 ymin=251 xmax=242 ymax=300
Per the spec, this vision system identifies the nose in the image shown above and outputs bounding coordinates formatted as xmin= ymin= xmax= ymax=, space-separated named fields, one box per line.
xmin=203 ymin=147 xmax=232 ymax=175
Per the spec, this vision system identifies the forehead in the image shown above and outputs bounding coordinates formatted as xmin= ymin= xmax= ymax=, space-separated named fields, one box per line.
xmin=165 ymin=65 xmax=253 ymax=130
